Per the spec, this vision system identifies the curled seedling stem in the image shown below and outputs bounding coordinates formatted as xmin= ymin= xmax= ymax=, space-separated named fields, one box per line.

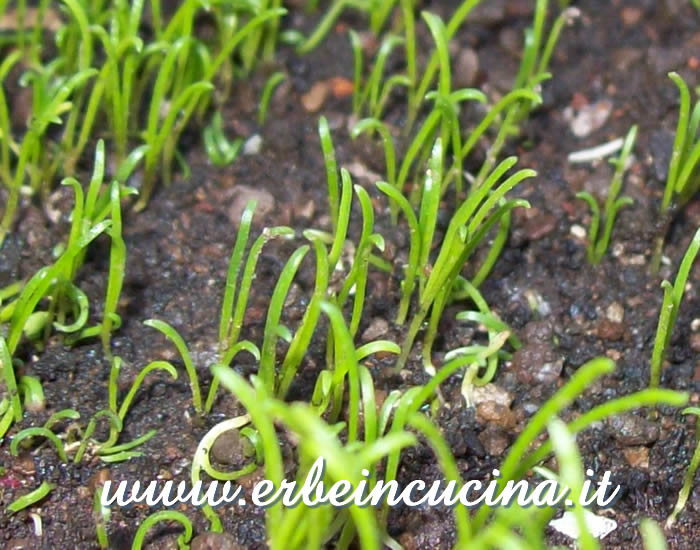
xmin=131 ymin=511 xmax=193 ymax=550
xmin=8 ymin=480 xmax=56 ymax=514
xmin=144 ymin=320 xmax=203 ymax=415
xmin=11 ymin=427 xmax=68 ymax=462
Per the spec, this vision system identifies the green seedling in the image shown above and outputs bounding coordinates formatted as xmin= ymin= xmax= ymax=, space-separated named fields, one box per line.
xmin=641 ymin=519 xmax=668 ymax=550
xmin=662 ymin=73 xmax=700 ymax=214
xmin=448 ymin=279 xmax=520 ymax=397
xmin=204 ymin=111 xmax=243 ymax=166
xmin=101 ymin=181 xmax=128 ymax=357
xmin=191 ymin=414 xmax=256 ymax=531
xmin=319 ymin=116 xmax=340 ymax=231
xmin=5 ymin=220 xmax=109 ymax=360
xmin=7 ymin=480 xmax=56 ymax=514
xmin=297 ymin=0 xmax=368 ymax=54
xmin=72 ymin=357 xmax=175 ymax=463
xmin=425 ymin=88 xmax=487 ymax=196
xmin=649 ymin=227 xmax=700 ymax=394
xmin=131 ymin=510 xmax=193 ymax=550
xmin=7 ymin=142 xmax=133 ymax=356
xmin=148 ymin=203 xmax=296 ymax=412
xmin=211 ymin=361 xmax=416 ymax=549
xmin=375 ymin=138 xmax=442 ymax=324
xmin=577 ymin=125 xmax=637 ymax=264
xmin=472 ymin=2 xmax=578 ymax=186
xmin=94 ymin=487 xmax=110 ymax=549
xmin=0 ymin=336 xmax=21 ymax=438
xmin=335 ymin=185 xmax=385 ymax=337
xmin=395 ymin=156 xmax=532 ymax=370
xmin=43 ymin=408 xmax=80 ymax=432
xmin=351 ymin=118 xmax=397 ymax=194
xmin=258 ymin=71 xmax=285 ymax=125
xmin=11 ymin=426 xmax=69 ymax=462
xmin=0 ymin=67 xmax=97 ymax=245
xmin=653 ymin=72 xmax=700 ymax=271
xmin=350 ymin=32 xmax=408 ymax=121
xmin=666 ymin=407 xmax=700 ymax=527
xmin=18 ymin=375 xmax=45 ymax=413
xmin=0 ymin=49 xmax=21 ymax=189
xmin=547 ymin=418 xmax=600 ymax=550
xmin=277 ymin=238 xmax=329 ymax=398
xmin=258 ymin=245 xmax=310 ymax=391
xmin=73 ymin=409 xmax=123 ymax=464
xmin=406 ymin=0 xmax=484 ymax=130
xmin=143 ymin=321 xmax=204 ymax=415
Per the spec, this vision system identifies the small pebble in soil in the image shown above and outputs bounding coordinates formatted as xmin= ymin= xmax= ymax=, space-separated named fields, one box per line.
xmin=301 ymin=80 xmax=329 ymax=112
xmin=472 ymin=384 xmax=516 ymax=429
xmin=227 ymin=185 xmax=276 ymax=227
xmin=190 ymin=532 xmax=245 ymax=550
xmin=606 ymin=302 xmax=625 ymax=323
xmin=622 ymin=446 xmax=649 ymax=469
xmin=597 ymin=319 xmax=625 ymax=341
xmin=570 ymin=224 xmax=586 ymax=240
xmin=607 ymin=413 xmax=660 ymax=446
xmin=242 ymin=134 xmax=262 ymax=155
xmin=564 ymin=99 xmax=613 ymax=138
xmin=211 ymin=430 xmax=254 ymax=468
xmin=510 ymin=320 xmax=564 ymax=384
xmin=454 ymin=47 xmax=479 ymax=88
xmin=361 ymin=317 xmax=389 ymax=342
xmin=479 ymin=425 xmax=510 ymax=456
xmin=690 ymin=332 xmax=700 ymax=353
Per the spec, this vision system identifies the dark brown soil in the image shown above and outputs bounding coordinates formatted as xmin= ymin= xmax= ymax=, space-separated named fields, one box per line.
xmin=1 ymin=0 xmax=700 ymax=548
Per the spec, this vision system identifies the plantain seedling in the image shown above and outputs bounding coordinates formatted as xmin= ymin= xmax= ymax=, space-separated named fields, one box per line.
xmin=394 ymin=155 xmax=532 ymax=370
xmin=94 ymin=487 xmax=110 ymax=549
xmin=349 ymin=31 xmax=410 ymax=121
xmin=0 ymin=67 xmax=97 ymax=245
xmin=641 ymin=519 xmax=668 ymax=550
xmin=577 ymin=125 xmax=637 ymax=264
xmin=405 ymin=0 xmax=485 ymax=130
xmin=652 ymin=73 xmax=700 ymax=271
xmin=0 ymin=336 xmax=22 ymax=438
xmin=649 ymin=227 xmax=700 ymax=395
xmin=296 ymin=0 xmax=370 ymax=54
xmin=258 ymin=71 xmax=285 ymax=125
xmin=131 ymin=511 xmax=193 ymax=550
xmin=211 ymin=355 xmax=416 ymax=549
xmin=73 ymin=357 xmax=177 ymax=464
xmin=472 ymin=1 xmax=579 ymax=186
xmin=666 ymin=407 xmax=700 ymax=528
xmin=448 ymin=278 xmax=520 ymax=397
xmin=11 ymin=426 xmax=69 ymax=462
xmin=148 ymin=201 xmax=292 ymax=414
xmin=203 ymin=111 xmax=243 ymax=166
xmin=7 ymin=480 xmax=56 ymax=514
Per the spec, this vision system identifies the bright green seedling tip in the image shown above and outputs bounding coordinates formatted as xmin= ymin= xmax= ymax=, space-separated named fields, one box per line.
xmin=649 ymin=226 xmax=700 ymax=394
xmin=641 ymin=519 xmax=668 ymax=550
xmin=577 ymin=125 xmax=637 ymax=264
xmin=144 ymin=319 xmax=203 ymax=415
xmin=8 ymin=481 xmax=56 ymax=514
xmin=666 ymin=407 xmax=700 ymax=528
